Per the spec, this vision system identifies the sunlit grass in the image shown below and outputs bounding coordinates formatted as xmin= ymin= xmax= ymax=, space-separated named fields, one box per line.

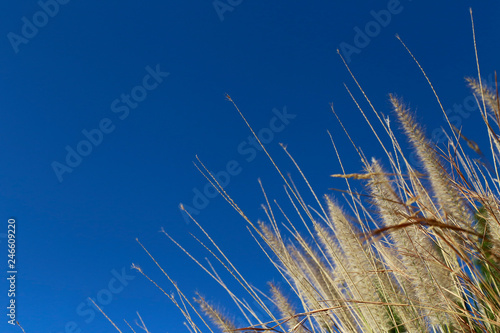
xmin=92 ymin=8 xmax=500 ymax=333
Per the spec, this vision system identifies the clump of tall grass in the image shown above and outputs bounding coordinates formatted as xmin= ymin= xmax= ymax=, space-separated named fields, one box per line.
xmin=126 ymin=9 xmax=500 ymax=333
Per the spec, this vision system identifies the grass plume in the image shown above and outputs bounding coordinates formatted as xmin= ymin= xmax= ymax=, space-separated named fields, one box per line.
xmin=130 ymin=9 xmax=500 ymax=333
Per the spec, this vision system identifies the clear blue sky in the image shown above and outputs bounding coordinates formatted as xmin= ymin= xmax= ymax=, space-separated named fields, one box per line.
xmin=0 ymin=1 xmax=498 ymax=332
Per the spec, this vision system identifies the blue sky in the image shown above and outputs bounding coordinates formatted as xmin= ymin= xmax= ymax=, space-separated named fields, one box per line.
xmin=0 ymin=1 xmax=498 ymax=332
